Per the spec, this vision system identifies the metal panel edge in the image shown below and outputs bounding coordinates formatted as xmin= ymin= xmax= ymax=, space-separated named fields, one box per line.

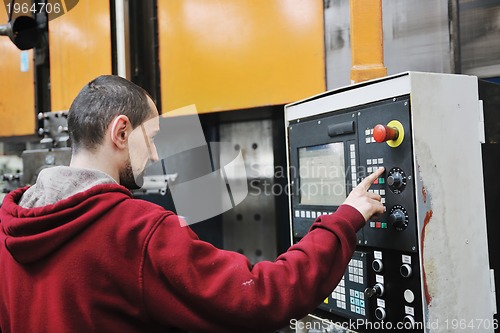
xmin=409 ymin=72 xmax=493 ymax=332
xmin=286 ymin=73 xmax=411 ymax=122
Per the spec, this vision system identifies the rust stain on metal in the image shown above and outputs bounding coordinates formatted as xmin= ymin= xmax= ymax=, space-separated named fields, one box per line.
xmin=422 ymin=185 xmax=427 ymax=203
xmin=421 ymin=209 xmax=433 ymax=305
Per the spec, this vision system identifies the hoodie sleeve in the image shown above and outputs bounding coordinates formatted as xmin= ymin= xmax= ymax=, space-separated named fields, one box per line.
xmin=141 ymin=204 xmax=365 ymax=333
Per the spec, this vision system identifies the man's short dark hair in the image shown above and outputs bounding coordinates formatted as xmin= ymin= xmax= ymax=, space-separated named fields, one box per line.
xmin=68 ymin=75 xmax=154 ymax=152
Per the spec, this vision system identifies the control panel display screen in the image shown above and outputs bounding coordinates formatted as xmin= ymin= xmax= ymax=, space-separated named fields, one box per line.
xmin=298 ymin=142 xmax=346 ymax=206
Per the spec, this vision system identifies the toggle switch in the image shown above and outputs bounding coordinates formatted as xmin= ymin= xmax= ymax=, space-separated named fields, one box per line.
xmin=365 ymin=283 xmax=384 ymax=298
xmin=373 ymin=124 xmax=399 ymax=143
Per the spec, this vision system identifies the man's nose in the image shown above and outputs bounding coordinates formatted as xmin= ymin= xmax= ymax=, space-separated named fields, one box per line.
xmin=150 ymin=144 xmax=160 ymax=162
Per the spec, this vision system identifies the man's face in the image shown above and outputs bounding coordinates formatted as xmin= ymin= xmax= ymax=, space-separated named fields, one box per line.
xmin=120 ymin=98 xmax=160 ymax=189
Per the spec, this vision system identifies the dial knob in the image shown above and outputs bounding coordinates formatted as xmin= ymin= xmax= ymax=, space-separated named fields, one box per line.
xmin=372 ymin=259 xmax=383 ymax=273
xmin=389 ymin=209 xmax=408 ymax=231
xmin=375 ymin=307 xmax=387 ymax=321
xmin=387 ymin=172 xmax=403 ymax=188
xmin=400 ymin=264 xmax=413 ymax=278
xmin=387 ymin=167 xmax=407 ymax=194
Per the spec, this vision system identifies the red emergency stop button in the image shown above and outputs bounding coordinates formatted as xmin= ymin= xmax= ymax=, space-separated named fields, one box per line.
xmin=373 ymin=124 xmax=399 ymax=143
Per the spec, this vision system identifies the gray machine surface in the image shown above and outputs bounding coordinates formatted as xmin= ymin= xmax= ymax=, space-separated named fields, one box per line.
xmin=286 ymin=72 xmax=496 ymax=332
xmin=324 ymin=0 xmax=500 ymax=89
xmin=22 ymin=111 xmax=72 ymax=186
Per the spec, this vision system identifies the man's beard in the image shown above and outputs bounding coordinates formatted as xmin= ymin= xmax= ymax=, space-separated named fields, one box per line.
xmin=119 ymin=157 xmax=143 ymax=190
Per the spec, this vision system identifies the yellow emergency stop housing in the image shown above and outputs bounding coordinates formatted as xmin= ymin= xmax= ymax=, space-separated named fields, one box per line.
xmin=386 ymin=120 xmax=404 ymax=148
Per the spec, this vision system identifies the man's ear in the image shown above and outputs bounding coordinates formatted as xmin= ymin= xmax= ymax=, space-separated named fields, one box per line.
xmin=110 ymin=115 xmax=131 ymax=149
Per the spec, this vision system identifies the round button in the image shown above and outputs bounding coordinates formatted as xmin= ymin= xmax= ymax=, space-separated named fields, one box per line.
xmin=373 ymin=124 xmax=399 ymax=143
xmin=404 ymin=315 xmax=416 ymax=327
xmin=372 ymin=259 xmax=383 ymax=273
xmin=375 ymin=307 xmax=386 ymax=321
xmin=400 ymin=264 xmax=413 ymax=278
xmin=404 ymin=289 xmax=415 ymax=303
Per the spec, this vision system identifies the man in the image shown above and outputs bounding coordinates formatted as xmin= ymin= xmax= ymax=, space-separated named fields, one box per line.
xmin=0 ymin=75 xmax=384 ymax=333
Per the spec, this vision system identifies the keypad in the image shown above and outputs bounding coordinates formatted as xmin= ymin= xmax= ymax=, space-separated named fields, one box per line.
xmin=348 ymin=259 xmax=364 ymax=284
xmin=349 ymin=289 xmax=366 ymax=315
xmin=331 ymin=277 xmax=347 ymax=309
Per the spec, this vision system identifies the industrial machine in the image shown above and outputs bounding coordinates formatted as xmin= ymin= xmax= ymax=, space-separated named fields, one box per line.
xmin=286 ymin=72 xmax=497 ymax=332
xmin=20 ymin=111 xmax=71 ymax=186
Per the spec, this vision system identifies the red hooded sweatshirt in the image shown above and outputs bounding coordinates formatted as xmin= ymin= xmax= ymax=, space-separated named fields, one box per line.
xmin=0 ymin=182 xmax=364 ymax=333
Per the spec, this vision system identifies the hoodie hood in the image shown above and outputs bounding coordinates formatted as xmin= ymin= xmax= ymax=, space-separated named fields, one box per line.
xmin=0 ymin=184 xmax=131 ymax=264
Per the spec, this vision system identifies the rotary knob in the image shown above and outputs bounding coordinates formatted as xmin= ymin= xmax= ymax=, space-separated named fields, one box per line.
xmin=387 ymin=167 xmax=407 ymax=194
xmin=387 ymin=172 xmax=402 ymax=188
xmin=389 ymin=206 xmax=409 ymax=231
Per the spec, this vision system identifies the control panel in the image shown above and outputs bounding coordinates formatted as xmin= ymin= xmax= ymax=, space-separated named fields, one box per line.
xmin=285 ymin=73 xmax=495 ymax=332
xmin=288 ymin=96 xmax=423 ymax=330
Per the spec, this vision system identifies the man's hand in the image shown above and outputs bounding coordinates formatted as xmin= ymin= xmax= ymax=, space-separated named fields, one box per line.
xmin=343 ymin=167 xmax=385 ymax=222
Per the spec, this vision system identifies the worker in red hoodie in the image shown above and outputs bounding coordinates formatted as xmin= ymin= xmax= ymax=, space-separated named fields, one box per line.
xmin=0 ymin=75 xmax=384 ymax=333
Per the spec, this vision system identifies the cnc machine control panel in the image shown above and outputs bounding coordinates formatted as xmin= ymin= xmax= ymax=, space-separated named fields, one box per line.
xmin=288 ymin=96 xmax=423 ymax=331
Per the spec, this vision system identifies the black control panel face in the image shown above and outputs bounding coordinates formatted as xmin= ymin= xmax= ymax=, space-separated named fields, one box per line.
xmin=288 ymin=96 xmax=424 ymax=331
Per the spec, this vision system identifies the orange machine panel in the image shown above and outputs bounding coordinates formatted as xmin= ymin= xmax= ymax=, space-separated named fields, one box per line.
xmin=49 ymin=1 xmax=112 ymax=111
xmin=0 ymin=10 xmax=36 ymax=137
xmin=158 ymin=0 xmax=325 ymax=114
